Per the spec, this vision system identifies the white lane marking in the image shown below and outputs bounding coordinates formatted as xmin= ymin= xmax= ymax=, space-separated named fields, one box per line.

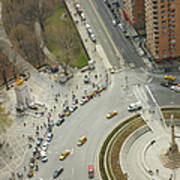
xmin=71 ymin=148 xmax=74 ymax=154
xmin=147 ymin=77 xmax=153 ymax=83
xmin=145 ymin=85 xmax=158 ymax=106
xmin=72 ymin=168 xmax=74 ymax=174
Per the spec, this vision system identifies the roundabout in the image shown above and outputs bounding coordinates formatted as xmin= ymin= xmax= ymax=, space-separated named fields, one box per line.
xmin=99 ymin=107 xmax=180 ymax=180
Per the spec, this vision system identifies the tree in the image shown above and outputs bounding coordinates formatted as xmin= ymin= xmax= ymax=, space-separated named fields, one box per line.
xmin=0 ymin=52 xmax=10 ymax=90
xmin=2 ymin=0 xmax=26 ymax=34
xmin=21 ymin=0 xmax=53 ymax=32
xmin=56 ymin=27 xmax=80 ymax=75
xmin=9 ymin=24 xmax=45 ymax=67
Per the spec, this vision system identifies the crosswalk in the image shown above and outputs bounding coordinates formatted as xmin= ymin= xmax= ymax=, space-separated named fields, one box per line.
xmin=132 ymin=84 xmax=167 ymax=136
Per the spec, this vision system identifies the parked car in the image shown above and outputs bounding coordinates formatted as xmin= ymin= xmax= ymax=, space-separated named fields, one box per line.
xmin=69 ymin=105 xmax=78 ymax=112
xmin=53 ymin=167 xmax=64 ymax=179
xmin=80 ymin=13 xmax=86 ymax=21
xmin=85 ymin=22 xmax=91 ymax=30
xmin=171 ymin=85 xmax=180 ymax=92
xmin=27 ymin=170 xmax=34 ymax=178
xmin=56 ymin=118 xmax=65 ymax=126
xmin=79 ymin=98 xmax=88 ymax=105
xmin=42 ymin=142 xmax=48 ymax=151
xmin=59 ymin=113 xmax=65 ymax=118
xmin=90 ymin=34 xmax=96 ymax=43
xmin=88 ymin=165 xmax=94 ymax=178
xmin=87 ymin=28 xmax=93 ymax=35
xmin=160 ymin=82 xmax=169 ymax=88
xmin=41 ymin=156 xmax=48 ymax=163
xmin=118 ymin=23 xmax=126 ymax=33
xmin=46 ymin=133 xmax=53 ymax=142
xmin=128 ymin=101 xmax=142 ymax=111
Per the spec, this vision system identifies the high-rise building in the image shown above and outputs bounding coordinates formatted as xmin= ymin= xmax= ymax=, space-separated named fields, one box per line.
xmin=145 ymin=0 xmax=180 ymax=61
xmin=123 ymin=0 xmax=145 ymax=34
xmin=123 ymin=0 xmax=180 ymax=61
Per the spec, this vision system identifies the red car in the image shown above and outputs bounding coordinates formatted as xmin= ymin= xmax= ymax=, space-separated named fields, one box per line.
xmin=88 ymin=165 xmax=94 ymax=178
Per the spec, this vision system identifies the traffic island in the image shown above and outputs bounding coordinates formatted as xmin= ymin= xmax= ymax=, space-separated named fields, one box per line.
xmin=99 ymin=107 xmax=180 ymax=180
xmin=98 ymin=114 xmax=145 ymax=180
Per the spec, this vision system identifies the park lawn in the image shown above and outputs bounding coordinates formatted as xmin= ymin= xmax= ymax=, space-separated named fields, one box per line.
xmin=44 ymin=5 xmax=88 ymax=69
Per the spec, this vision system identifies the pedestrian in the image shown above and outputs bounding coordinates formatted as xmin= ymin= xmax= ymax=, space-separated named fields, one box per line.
xmin=24 ymin=166 xmax=26 ymax=171
xmin=76 ymin=85 xmax=78 ymax=89
xmin=24 ymin=122 xmax=26 ymax=127
xmin=156 ymin=169 xmax=159 ymax=174
xmin=40 ymin=125 xmax=43 ymax=129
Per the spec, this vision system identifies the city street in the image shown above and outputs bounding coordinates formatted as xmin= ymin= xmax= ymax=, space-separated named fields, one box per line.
xmin=1 ymin=0 xmax=180 ymax=180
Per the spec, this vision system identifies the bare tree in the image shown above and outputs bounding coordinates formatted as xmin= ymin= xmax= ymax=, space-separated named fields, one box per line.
xmin=56 ymin=27 xmax=80 ymax=75
xmin=0 ymin=52 xmax=11 ymax=90
xmin=21 ymin=0 xmax=53 ymax=32
xmin=9 ymin=24 xmax=45 ymax=67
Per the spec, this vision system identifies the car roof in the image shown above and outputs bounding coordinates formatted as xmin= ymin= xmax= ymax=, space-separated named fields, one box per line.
xmin=88 ymin=165 xmax=94 ymax=170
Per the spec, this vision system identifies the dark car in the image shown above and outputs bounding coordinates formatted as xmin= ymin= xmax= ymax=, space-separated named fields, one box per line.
xmin=59 ymin=113 xmax=65 ymax=119
xmin=56 ymin=118 xmax=65 ymax=126
xmin=84 ymin=75 xmax=90 ymax=84
xmin=53 ymin=167 xmax=64 ymax=179
xmin=160 ymin=82 xmax=169 ymax=87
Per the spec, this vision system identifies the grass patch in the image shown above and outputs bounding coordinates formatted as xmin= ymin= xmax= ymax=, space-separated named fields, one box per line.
xmin=44 ymin=4 xmax=88 ymax=68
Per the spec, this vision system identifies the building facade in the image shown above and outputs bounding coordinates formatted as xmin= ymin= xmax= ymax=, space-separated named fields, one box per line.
xmin=145 ymin=0 xmax=180 ymax=61
xmin=123 ymin=0 xmax=145 ymax=34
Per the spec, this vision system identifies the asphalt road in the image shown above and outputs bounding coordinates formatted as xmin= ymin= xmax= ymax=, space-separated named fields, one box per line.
xmin=78 ymin=0 xmax=146 ymax=69
xmin=31 ymin=71 xmax=149 ymax=180
xmin=28 ymin=1 xmax=180 ymax=179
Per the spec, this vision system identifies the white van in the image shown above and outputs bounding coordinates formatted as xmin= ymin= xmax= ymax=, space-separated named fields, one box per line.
xmin=128 ymin=101 xmax=142 ymax=111
xmin=171 ymin=86 xmax=180 ymax=92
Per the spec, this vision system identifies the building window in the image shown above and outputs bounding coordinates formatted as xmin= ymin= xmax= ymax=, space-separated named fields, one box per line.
xmin=162 ymin=49 xmax=167 ymax=54
xmin=161 ymin=10 xmax=165 ymax=14
xmin=162 ymin=20 xmax=166 ymax=24
xmin=161 ymin=5 xmax=165 ymax=8
xmin=161 ymin=0 xmax=165 ymax=3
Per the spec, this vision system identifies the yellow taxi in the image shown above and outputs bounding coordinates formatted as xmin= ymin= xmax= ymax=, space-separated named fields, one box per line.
xmin=59 ymin=149 xmax=70 ymax=160
xmin=65 ymin=111 xmax=71 ymax=116
xmin=164 ymin=75 xmax=176 ymax=81
xmin=109 ymin=66 xmax=115 ymax=74
xmin=97 ymin=87 xmax=104 ymax=93
xmin=106 ymin=110 xmax=118 ymax=119
xmin=77 ymin=136 xmax=87 ymax=146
